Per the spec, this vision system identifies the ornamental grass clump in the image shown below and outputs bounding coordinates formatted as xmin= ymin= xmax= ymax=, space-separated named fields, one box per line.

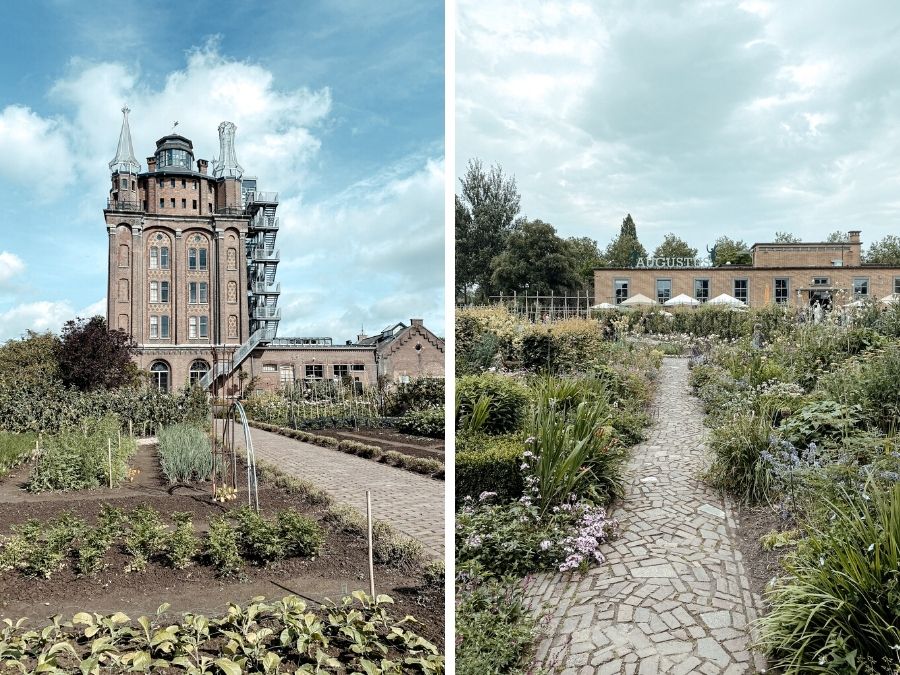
xmin=157 ymin=423 xmax=214 ymax=483
xmin=706 ymin=407 xmax=776 ymax=504
xmin=0 ymin=431 xmax=37 ymax=479
xmin=760 ymin=483 xmax=900 ymax=674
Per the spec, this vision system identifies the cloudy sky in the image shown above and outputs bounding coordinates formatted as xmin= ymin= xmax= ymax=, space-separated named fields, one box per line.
xmin=457 ymin=1 xmax=900 ymax=255
xmin=0 ymin=0 xmax=443 ymax=343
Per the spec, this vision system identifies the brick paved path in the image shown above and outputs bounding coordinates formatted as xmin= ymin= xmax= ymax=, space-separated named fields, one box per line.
xmin=233 ymin=426 xmax=444 ymax=558
xmin=526 ymin=358 xmax=765 ymax=674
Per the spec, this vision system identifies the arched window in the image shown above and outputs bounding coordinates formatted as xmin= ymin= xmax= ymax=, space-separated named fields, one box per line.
xmin=189 ymin=359 xmax=210 ymax=386
xmin=150 ymin=361 xmax=170 ymax=391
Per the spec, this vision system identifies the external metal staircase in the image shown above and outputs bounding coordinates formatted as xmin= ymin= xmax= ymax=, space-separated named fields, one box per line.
xmin=198 ymin=327 xmax=275 ymax=390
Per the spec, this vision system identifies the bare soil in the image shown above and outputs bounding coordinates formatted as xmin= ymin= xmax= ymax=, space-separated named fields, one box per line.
xmin=0 ymin=444 xmax=443 ymax=646
xmin=733 ymin=503 xmax=795 ymax=605
xmin=312 ymin=427 xmax=444 ymax=460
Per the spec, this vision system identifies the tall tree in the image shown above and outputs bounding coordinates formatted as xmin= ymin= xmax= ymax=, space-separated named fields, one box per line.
xmin=0 ymin=331 xmax=61 ymax=383
xmin=652 ymin=233 xmax=697 ymax=259
xmin=709 ymin=236 xmax=752 ymax=266
xmin=825 ymin=230 xmax=848 ymax=243
xmin=57 ymin=316 xmax=139 ymax=391
xmin=456 ymin=159 xmax=521 ymax=301
xmin=602 ymin=213 xmax=647 ymax=267
xmin=864 ymin=235 xmax=900 ymax=265
xmin=774 ymin=231 xmax=801 ymax=243
xmin=566 ymin=236 xmax=604 ymax=290
xmin=490 ymin=219 xmax=581 ymax=296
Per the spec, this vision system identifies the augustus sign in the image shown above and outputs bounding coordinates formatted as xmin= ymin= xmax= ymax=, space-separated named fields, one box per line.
xmin=634 ymin=256 xmax=712 ymax=268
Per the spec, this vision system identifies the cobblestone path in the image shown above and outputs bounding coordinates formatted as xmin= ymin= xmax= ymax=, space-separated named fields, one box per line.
xmin=233 ymin=426 xmax=444 ymax=558
xmin=526 ymin=358 xmax=765 ymax=674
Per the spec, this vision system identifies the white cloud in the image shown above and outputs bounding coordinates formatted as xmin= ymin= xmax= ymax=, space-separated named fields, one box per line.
xmin=0 ymin=296 xmax=104 ymax=340
xmin=0 ymin=251 xmax=25 ymax=286
xmin=0 ymin=106 xmax=75 ymax=195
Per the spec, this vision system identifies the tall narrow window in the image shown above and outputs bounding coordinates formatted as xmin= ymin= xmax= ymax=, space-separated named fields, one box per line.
xmin=199 ymin=248 xmax=208 ymax=270
xmin=189 ymin=282 xmax=198 ymax=304
xmin=189 ymin=316 xmax=198 ymax=339
xmin=170 ymin=198 xmax=175 ymax=208
xmin=150 ymin=247 xmax=159 ymax=269
xmin=181 ymin=198 xmax=186 ymax=208
xmin=733 ymin=279 xmax=749 ymax=304
xmin=160 ymin=315 xmax=170 ymax=338
xmin=181 ymin=179 xmax=186 ymax=188
xmin=159 ymin=198 xmax=165 ymax=209
xmin=199 ymin=282 xmax=208 ymax=304
xmin=775 ymin=278 xmax=789 ymax=304
xmin=694 ymin=278 xmax=710 ymax=303
xmin=188 ymin=248 xmax=197 ymax=270
xmin=189 ymin=360 xmax=210 ymax=386
xmin=192 ymin=199 xmax=197 ymax=209
xmin=199 ymin=316 xmax=208 ymax=338
xmin=159 ymin=281 xmax=169 ymax=303
xmin=170 ymin=178 xmax=175 ymax=187
xmin=150 ymin=316 xmax=159 ymax=338
xmin=655 ymin=279 xmax=672 ymax=304
xmin=160 ymin=247 xmax=169 ymax=269
xmin=150 ymin=362 xmax=169 ymax=391
xmin=614 ymin=279 xmax=629 ymax=304
xmin=193 ymin=180 xmax=198 ymax=190
xmin=894 ymin=277 xmax=900 ymax=295
xmin=852 ymin=277 xmax=869 ymax=298
xmin=149 ymin=281 xmax=159 ymax=303
xmin=158 ymin=178 xmax=164 ymax=187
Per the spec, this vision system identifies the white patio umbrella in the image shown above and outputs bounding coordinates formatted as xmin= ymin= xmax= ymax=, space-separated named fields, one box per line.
xmin=845 ymin=299 xmax=867 ymax=308
xmin=708 ymin=293 xmax=747 ymax=307
xmin=664 ymin=293 xmax=700 ymax=307
xmin=591 ymin=302 xmax=618 ymax=310
xmin=619 ymin=293 xmax=657 ymax=307
xmin=880 ymin=293 xmax=900 ymax=306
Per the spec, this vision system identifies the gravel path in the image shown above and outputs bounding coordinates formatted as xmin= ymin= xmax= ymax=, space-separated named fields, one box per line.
xmin=526 ymin=358 xmax=766 ymax=674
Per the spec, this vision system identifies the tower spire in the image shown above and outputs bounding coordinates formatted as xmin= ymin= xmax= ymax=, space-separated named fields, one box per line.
xmin=213 ymin=121 xmax=244 ymax=179
xmin=109 ymin=106 xmax=140 ymax=174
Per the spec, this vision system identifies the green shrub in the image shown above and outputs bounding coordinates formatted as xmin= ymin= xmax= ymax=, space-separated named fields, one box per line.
xmin=456 ymin=573 xmax=537 ymax=675
xmin=397 ymin=407 xmax=445 ymax=438
xmin=820 ymin=344 xmax=900 ymax=435
xmin=276 ymin=510 xmax=323 ymax=558
xmin=206 ymin=515 xmax=243 ymax=578
xmin=706 ymin=409 xmax=775 ymax=504
xmin=457 ymin=374 xmax=529 ymax=435
xmin=165 ymin=512 xmax=199 ymax=569
xmin=778 ymin=399 xmax=863 ymax=447
xmin=233 ymin=507 xmax=285 ymax=563
xmin=0 ymin=431 xmax=37 ymax=479
xmin=384 ymin=377 xmax=445 ymax=416
xmin=456 ymin=434 xmax=524 ymax=504
xmin=75 ymin=505 xmax=124 ymax=575
xmin=124 ymin=505 xmax=168 ymax=572
xmin=760 ymin=484 xmax=900 ymax=673
xmin=27 ymin=416 xmax=136 ymax=492
xmin=157 ymin=424 xmax=214 ymax=483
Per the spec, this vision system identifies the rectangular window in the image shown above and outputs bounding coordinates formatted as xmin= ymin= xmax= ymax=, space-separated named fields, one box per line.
xmin=188 ymin=248 xmax=197 ymax=270
xmin=655 ymin=279 xmax=672 ymax=304
xmin=199 ymin=282 xmax=208 ymax=304
xmin=189 ymin=317 xmax=197 ymax=339
xmin=895 ymin=277 xmax=900 ymax=295
xmin=149 ymin=281 xmax=158 ymax=303
xmin=160 ymin=315 xmax=170 ymax=338
xmin=775 ymin=278 xmax=789 ymax=304
xmin=189 ymin=282 xmax=197 ymax=304
xmin=193 ymin=180 xmax=198 ymax=190
xmin=733 ymin=279 xmax=749 ymax=304
xmin=333 ymin=364 xmax=349 ymax=378
xmin=181 ymin=179 xmax=186 ymax=188
xmin=181 ymin=198 xmax=187 ymax=208
xmin=159 ymin=281 xmax=169 ymax=303
xmin=694 ymin=278 xmax=710 ymax=303
xmin=262 ymin=364 xmax=277 ymax=373
xmin=614 ymin=278 xmax=629 ymax=304
xmin=150 ymin=316 xmax=158 ymax=338
xmin=199 ymin=248 xmax=207 ymax=270
xmin=208 ymin=184 xmax=213 ymax=193
xmin=208 ymin=202 xmax=212 ymax=212
xmin=160 ymin=247 xmax=169 ymax=269
xmin=170 ymin=198 xmax=175 ymax=208
xmin=158 ymin=178 xmax=164 ymax=187
xmin=120 ymin=178 xmax=128 ymax=189
xmin=853 ymin=277 xmax=869 ymax=297
xmin=280 ymin=366 xmax=294 ymax=385
xmin=305 ymin=364 xmax=324 ymax=379
xmin=192 ymin=199 xmax=197 ymax=209
xmin=351 ymin=364 xmax=365 ymax=371
xmin=199 ymin=316 xmax=208 ymax=338
xmin=142 ymin=200 xmax=147 ymax=210
xmin=813 ymin=277 xmax=830 ymax=286
xmin=132 ymin=180 xmax=136 ymax=190
xmin=170 ymin=178 xmax=175 ymax=187
xmin=149 ymin=247 xmax=159 ymax=269
xmin=159 ymin=198 xmax=165 ymax=208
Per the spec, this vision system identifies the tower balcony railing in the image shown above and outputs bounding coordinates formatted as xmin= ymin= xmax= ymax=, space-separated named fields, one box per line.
xmin=250 ymin=248 xmax=280 ymax=262
xmin=250 ymin=212 xmax=279 ymax=230
xmin=251 ymin=281 xmax=281 ymax=294
xmin=215 ymin=206 xmax=247 ymax=217
xmin=106 ymin=199 xmax=142 ymax=212
xmin=251 ymin=306 xmax=282 ymax=320
xmin=246 ymin=191 xmax=279 ymax=206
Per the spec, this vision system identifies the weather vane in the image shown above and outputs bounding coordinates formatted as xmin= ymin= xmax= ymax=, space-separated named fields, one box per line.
xmin=172 ymin=120 xmax=179 ymax=132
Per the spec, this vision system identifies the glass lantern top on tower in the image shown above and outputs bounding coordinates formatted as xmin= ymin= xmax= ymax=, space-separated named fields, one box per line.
xmin=154 ymin=134 xmax=194 ymax=171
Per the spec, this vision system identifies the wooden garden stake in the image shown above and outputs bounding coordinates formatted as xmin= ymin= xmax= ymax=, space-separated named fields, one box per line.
xmin=129 ymin=420 xmax=133 ymax=438
xmin=366 ymin=490 xmax=375 ymax=598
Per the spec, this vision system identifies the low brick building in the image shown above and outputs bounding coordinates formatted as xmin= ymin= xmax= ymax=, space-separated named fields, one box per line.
xmin=104 ymin=109 xmax=443 ymax=392
xmin=594 ymin=231 xmax=900 ymax=308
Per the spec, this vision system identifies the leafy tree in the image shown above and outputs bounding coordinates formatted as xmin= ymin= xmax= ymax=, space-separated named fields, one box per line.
xmin=490 ymin=219 xmax=581 ymax=295
xmin=864 ymin=235 xmax=900 ymax=265
xmin=566 ymin=236 xmax=604 ymax=290
xmin=57 ymin=316 xmax=139 ymax=391
xmin=709 ymin=236 xmax=752 ymax=266
xmin=456 ymin=159 xmax=521 ymax=301
xmin=0 ymin=331 xmax=61 ymax=383
xmin=774 ymin=231 xmax=801 ymax=243
xmin=602 ymin=214 xmax=647 ymax=267
xmin=825 ymin=230 xmax=848 ymax=243
xmin=652 ymin=233 xmax=697 ymax=260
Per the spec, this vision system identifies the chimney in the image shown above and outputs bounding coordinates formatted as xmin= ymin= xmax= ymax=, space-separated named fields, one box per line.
xmin=848 ymin=230 xmax=862 ymax=266
xmin=410 ymin=318 xmax=423 ymax=327
xmin=146 ymin=156 xmax=156 ymax=172
xmin=197 ymin=158 xmax=208 ymax=175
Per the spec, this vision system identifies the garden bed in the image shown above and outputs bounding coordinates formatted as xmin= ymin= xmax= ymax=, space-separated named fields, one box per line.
xmin=309 ymin=426 xmax=444 ymax=459
xmin=0 ymin=444 xmax=443 ymax=648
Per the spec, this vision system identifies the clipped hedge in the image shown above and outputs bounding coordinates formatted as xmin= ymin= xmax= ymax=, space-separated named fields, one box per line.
xmin=457 ymin=374 xmax=530 ymax=435
xmin=456 ymin=433 xmax=524 ymax=505
xmin=397 ymin=407 xmax=444 ymax=438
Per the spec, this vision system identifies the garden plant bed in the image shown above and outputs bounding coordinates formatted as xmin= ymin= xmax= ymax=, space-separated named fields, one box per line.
xmin=0 ymin=446 xmax=443 ymax=648
xmin=733 ymin=504 xmax=795 ymax=603
xmin=309 ymin=427 xmax=444 ymax=459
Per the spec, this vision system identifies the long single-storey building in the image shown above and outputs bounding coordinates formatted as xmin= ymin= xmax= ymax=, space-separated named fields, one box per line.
xmin=594 ymin=231 xmax=900 ymax=308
